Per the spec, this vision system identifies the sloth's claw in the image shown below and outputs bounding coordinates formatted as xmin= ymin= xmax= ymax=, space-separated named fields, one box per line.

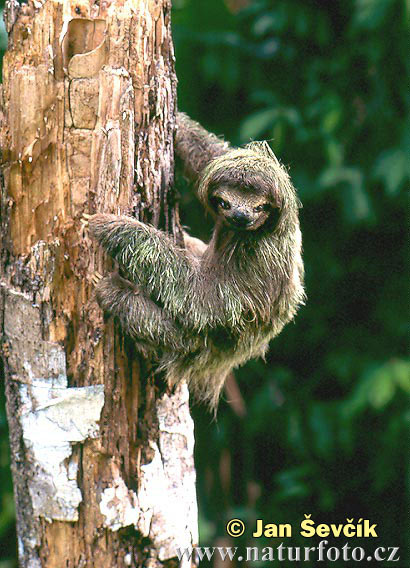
xmin=92 ymin=272 xmax=103 ymax=286
xmin=81 ymin=213 xmax=92 ymax=229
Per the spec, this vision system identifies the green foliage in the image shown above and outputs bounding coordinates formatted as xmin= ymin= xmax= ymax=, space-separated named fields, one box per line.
xmin=174 ymin=0 xmax=408 ymax=565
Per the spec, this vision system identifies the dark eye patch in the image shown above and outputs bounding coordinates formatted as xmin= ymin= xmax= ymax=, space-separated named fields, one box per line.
xmin=254 ymin=203 xmax=272 ymax=213
xmin=211 ymin=196 xmax=231 ymax=210
xmin=218 ymin=198 xmax=231 ymax=210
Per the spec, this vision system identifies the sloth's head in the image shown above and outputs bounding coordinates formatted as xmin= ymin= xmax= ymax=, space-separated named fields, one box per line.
xmin=198 ymin=141 xmax=300 ymax=232
xmin=209 ymin=184 xmax=276 ymax=231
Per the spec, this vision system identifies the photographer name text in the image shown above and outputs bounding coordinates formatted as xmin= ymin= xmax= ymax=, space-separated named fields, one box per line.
xmin=252 ymin=515 xmax=378 ymax=538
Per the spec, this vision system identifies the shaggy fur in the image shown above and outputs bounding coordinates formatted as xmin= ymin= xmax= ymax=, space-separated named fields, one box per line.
xmin=89 ymin=112 xmax=305 ymax=410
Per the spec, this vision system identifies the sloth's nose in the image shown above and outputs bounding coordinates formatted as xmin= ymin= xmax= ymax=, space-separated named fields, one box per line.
xmin=230 ymin=210 xmax=251 ymax=227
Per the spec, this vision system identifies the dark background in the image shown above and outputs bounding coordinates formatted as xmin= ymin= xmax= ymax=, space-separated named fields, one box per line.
xmin=0 ymin=0 xmax=409 ymax=566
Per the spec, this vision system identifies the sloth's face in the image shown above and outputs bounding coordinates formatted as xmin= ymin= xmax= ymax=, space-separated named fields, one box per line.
xmin=210 ymin=185 xmax=278 ymax=231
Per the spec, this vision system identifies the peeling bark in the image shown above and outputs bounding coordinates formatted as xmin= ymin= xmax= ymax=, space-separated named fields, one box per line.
xmin=0 ymin=0 xmax=197 ymax=566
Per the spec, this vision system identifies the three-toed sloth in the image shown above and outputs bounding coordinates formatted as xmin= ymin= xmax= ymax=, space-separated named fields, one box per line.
xmin=89 ymin=112 xmax=305 ymax=410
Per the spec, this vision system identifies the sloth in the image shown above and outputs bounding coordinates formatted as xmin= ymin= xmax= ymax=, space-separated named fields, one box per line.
xmin=88 ymin=112 xmax=305 ymax=410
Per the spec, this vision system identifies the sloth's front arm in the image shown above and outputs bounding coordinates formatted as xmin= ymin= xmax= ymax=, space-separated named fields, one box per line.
xmin=89 ymin=213 xmax=194 ymax=315
xmin=89 ymin=212 xmax=225 ymax=334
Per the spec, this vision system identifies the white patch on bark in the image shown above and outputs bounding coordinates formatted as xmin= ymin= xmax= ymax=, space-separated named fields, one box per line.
xmin=20 ymin=378 xmax=105 ymax=521
xmin=99 ymin=383 xmax=198 ymax=561
xmin=142 ymin=382 xmax=198 ymax=560
xmin=100 ymin=476 xmax=139 ymax=531
xmin=3 ymin=286 xmax=105 ymax=522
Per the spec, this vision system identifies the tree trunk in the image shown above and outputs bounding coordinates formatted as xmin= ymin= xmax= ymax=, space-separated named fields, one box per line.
xmin=0 ymin=0 xmax=197 ymax=566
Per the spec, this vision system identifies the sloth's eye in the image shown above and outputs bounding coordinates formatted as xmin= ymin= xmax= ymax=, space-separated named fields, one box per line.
xmin=254 ymin=203 xmax=271 ymax=213
xmin=217 ymin=198 xmax=231 ymax=210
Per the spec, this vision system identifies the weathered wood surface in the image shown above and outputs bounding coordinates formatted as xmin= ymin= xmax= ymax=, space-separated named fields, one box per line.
xmin=0 ymin=0 xmax=197 ymax=566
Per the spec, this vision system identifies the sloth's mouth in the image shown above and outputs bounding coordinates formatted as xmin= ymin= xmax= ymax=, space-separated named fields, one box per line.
xmin=226 ymin=219 xmax=253 ymax=230
xmin=226 ymin=217 xmax=271 ymax=233
xmin=225 ymin=214 xmax=255 ymax=229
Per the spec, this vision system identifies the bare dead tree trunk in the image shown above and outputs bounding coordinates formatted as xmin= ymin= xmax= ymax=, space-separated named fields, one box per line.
xmin=0 ymin=0 xmax=197 ymax=566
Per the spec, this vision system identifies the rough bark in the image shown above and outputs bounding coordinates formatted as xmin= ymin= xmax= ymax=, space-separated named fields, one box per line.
xmin=0 ymin=0 xmax=198 ymax=566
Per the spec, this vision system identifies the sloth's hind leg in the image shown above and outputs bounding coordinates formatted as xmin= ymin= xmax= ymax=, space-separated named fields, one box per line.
xmin=95 ymin=273 xmax=185 ymax=350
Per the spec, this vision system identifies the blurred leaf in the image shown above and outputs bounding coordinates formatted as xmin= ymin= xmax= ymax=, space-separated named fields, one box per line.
xmin=373 ymin=148 xmax=409 ymax=195
xmin=326 ymin=140 xmax=344 ymax=167
xmin=274 ymin=465 xmax=313 ymax=500
xmin=319 ymin=166 xmax=372 ymax=222
xmin=319 ymin=166 xmax=361 ymax=189
xmin=353 ymin=0 xmax=396 ymax=29
xmin=322 ymin=107 xmax=343 ymax=134
xmin=368 ymin=367 xmax=396 ymax=409
xmin=251 ymin=3 xmax=288 ymax=35
xmin=347 ymin=360 xmax=410 ymax=414
xmin=342 ymin=182 xmax=372 ymax=223
xmin=252 ymin=13 xmax=276 ymax=35
xmin=240 ymin=108 xmax=278 ymax=140
xmin=240 ymin=107 xmax=300 ymax=141
xmin=391 ymin=359 xmax=410 ymax=392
